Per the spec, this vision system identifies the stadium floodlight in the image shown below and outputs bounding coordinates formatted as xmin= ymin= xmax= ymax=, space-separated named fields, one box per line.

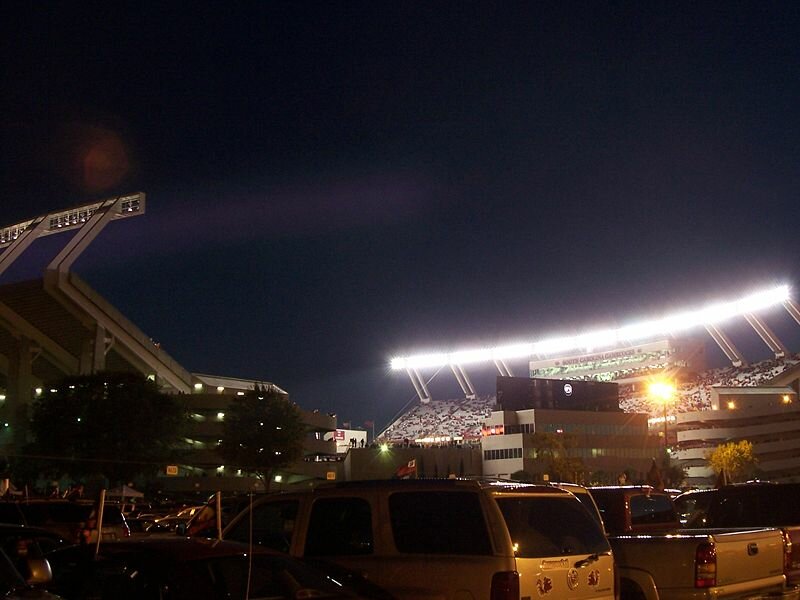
xmin=451 ymin=348 xmax=493 ymax=365
xmin=491 ymin=343 xmax=535 ymax=361
xmin=389 ymin=284 xmax=791 ymax=371
xmin=0 ymin=193 xmax=145 ymax=248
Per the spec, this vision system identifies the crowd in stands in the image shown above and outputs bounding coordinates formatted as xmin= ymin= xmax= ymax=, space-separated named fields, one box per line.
xmin=378 ymin=353 xmax=800 ymax=441
xmin=619 ymin=352 xmax=800 ymax=417
xmin=378 ymin=395 xmax=495 ymax=444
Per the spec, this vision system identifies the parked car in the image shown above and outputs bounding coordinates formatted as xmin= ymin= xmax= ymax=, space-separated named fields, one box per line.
xmin=0 ymin=547 xmax=65 ymax=599
xmin=45 ymin=537 xmax=387 ymax=599
xmin=675 ymin=482 xmax=800 ymax=585
xmin=196 ymin=479 xmax=615 ymax=600
xmin=182 ymin=495 xmax=255 ymax=537
xmin=589 ymin=485 xmax=788 ymax=600
xmin=0 ymin=500 xmax=129 ymax=544
xmin=548 ymin=481 xmax=606 ymax=531
xmin=0 ymin=524 xmax=70 ymax=559
xmin=0 ymin=524 xmax=67 ymax=599
xmin=149 ymin=515 xmax=189 ymax=534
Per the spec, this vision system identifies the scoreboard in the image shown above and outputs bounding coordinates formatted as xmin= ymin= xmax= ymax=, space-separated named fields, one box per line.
xmin=496 ymin=376 xmax=619 ymax=412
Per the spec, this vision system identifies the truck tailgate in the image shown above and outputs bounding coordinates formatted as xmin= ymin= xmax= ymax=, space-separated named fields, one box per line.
xmin=709 ymin=528 xmax=785 ymax=586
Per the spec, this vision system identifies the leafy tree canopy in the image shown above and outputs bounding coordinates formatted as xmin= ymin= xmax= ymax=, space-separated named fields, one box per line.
xmin=27 ymin=371 xmax=188 ymax=486
xmin=661 ymin=456 xmax=686 ymax=489
xmin=707 ymin=440 xmax=757 ymax=484
xmin=528 ymin=432 xmax=586 ymax=483
xmin=217 ymin=385 xmax=306 ymax=487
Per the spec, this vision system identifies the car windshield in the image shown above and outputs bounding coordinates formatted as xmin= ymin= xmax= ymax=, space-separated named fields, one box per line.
xmin=497 ymin=496 xmax=610 ymax=558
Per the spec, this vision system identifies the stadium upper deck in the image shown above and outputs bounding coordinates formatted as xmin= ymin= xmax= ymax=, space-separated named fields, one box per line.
xmin=378 ymin=352 xmax=800 ymax=443
xmin=390 ymin=284 xmax=800 ymax=405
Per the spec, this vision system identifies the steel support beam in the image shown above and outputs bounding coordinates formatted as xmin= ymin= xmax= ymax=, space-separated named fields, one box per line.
xmin=450 ymin=364 xmax=476 ymax=399
xmin=0 ymin=302 xmax=78 ymax=375
xmin=493 ymin=359 xmax=513 ymax=377
xmin=406 ymin=368 xmax=432 ymax=404
xmin=744 ymin=313 xmax=788 ymax=358
xmin=705 ymin=324 xmax=745 ymax=367
xmin=785 ymin=298 xmax=800 ymax=327
xmin=0 ymin=216 xmax=48 ymax=278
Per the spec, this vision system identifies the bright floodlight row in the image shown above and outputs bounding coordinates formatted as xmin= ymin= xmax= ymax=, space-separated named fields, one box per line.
xmin=0 ymin=194 xmax=144 ymax=247
xmin=389 ymin=284 xmax=791 ymax=371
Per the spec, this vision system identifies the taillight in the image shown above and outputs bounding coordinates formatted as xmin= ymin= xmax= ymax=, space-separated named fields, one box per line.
xmin=123 ymin=523 xmax=131 ymax=538
xmin=491 ymin=571 xmax=520 ymax=600
xmin=781 ymin=529 xmax=792 ymax=575
xmin=695 ymin=542 xmax=717 ymax=588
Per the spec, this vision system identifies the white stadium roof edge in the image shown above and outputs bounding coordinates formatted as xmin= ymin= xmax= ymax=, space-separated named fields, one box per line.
xmin=390 ymin=284 xmax=800 ymax=403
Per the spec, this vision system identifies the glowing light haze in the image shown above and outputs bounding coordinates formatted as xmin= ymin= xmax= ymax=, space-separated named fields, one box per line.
xmin=390 ymin=284 xmax=791 ymax=371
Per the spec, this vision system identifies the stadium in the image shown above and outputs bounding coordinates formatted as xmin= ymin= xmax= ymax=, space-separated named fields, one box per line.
xmin=384 ymin=286 xmax=800 ymax=486
xmin=2 ymin=195 xmax=800 ymax=489
xmin=0 ymin=195 xmax=342 ymax=493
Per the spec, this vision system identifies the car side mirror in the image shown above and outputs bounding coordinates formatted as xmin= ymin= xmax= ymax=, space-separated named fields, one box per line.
xmin=175 ymin=523 xmax=187 ymax=536
xmin=26 ymin=557 xmax=53 ymax=585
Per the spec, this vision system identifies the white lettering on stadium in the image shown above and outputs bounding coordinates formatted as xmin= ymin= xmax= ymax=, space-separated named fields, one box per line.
xmin=557 ymin=348 xmax=639 ymax=367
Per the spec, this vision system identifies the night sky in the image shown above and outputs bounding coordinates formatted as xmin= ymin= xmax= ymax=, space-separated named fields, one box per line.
xmin=2 ymin=3 xmax=800 ymax=430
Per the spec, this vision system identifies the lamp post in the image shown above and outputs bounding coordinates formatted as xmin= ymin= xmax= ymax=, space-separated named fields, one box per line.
xmin=649 ymin=381 xmax=675 ymax=450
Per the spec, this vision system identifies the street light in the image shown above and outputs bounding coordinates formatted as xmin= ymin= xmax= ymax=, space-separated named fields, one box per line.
xmin=649 ymin=381 xmax=675 ymax=449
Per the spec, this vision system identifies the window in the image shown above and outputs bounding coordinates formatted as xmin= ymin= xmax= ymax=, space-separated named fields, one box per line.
xmin=227 ymin=500 xmax=298 ymax=553
xmin=389 ymin=491 xmax=492 ymax=555
xmin=497 ymin=496 xmax=610 ymax=558
xmin=629 ymin=493 xmax=678 ymax=526
xmin=304 ymin=497 xmax=373 ymax=556
xmin=483 ymin=448 xmax=523 ymax=461
xmin=191 ymin=555 xmax=353 ymax=600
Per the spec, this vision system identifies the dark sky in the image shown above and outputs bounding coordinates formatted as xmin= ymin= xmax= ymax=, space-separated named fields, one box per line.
xmin=2 ymin=3 xmax=800 ymax=430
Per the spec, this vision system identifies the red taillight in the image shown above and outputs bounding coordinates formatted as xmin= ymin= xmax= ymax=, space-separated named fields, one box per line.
xmin=123 ymin=523 xmax=131 ymax=538
xmin=695 ymin=542 xmax=717 ymax=588
xmin=782 ymin=529 xmax=793 ymax=575
xmin=491 ymin=571 xmax=520 ymax=600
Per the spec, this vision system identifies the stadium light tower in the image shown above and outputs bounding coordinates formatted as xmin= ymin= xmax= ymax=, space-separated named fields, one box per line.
xmin=648 ymin=381 xmax=675 ymax=449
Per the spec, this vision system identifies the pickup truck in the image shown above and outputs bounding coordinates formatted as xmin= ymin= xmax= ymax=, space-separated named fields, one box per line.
xmin=675 ymin=482 xmax=800 ymax=586
xmin=589 ymin=485 xmax=790 ymax=600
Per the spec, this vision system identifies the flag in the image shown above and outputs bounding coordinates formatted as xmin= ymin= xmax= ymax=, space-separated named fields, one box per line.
xmin=364 ymin=420 xmax=374 ymax=427
xmin=395 ymin=459 xmax=417 ymax=479
xmin=342 ymin=421 xmax=351 ymax=429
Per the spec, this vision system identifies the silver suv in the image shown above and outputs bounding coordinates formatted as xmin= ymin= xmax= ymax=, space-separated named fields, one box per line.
xmin=214 ymin=479 xmax=615 ymax=600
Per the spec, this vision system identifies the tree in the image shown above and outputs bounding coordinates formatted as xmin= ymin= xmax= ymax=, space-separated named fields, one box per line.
xmin=27 ymin=371 xmax=188 ymax=486
xmin=528 ymin=432 xmax=586 ymax=483
xmin=217 ymin=385 xmax=306 ymax=489
xmin=510 ymin=470 xmax=534 ymax=482
xmin=707 ymin=440 xmax=757 ymax=485
xmin=661 ymin=456 xmax=686 ymax=489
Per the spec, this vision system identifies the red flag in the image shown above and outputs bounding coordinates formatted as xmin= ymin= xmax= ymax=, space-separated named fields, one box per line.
xmin=394 ymin=459 xmax=417 ymax=479
xmin=364 ymin=420 xmax=374 ymax=427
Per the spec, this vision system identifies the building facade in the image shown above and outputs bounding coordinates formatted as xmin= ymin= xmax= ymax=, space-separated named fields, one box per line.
xmin=161 ymin=374 xmax=340 ymax=493
xmin=480 ymin=407 xmax=659 ymax=483
xmin=675 ymin=385 xmax=800 ymax=486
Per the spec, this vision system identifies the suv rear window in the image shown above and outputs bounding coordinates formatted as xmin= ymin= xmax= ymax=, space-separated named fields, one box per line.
xmin=629 ymin=493 xmax=677 ymax=526
xmin=497 ymin=496 xmax=610 ymax=558
xmin=389 ymin=491 xmax=492 ymax=555
xmin=228 ymin=499 xmax=299 ymax=553
xmin=305 ymin=498 xmax=373 ymax=557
